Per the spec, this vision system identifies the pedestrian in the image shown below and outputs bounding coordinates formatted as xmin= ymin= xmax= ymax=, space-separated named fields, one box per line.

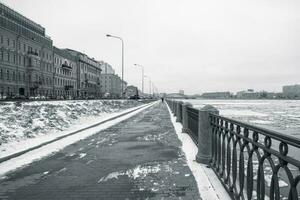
xmin=161 ymin=97 xmax=164 ymax=102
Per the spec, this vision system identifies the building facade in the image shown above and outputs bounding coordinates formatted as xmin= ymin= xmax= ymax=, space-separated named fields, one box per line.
xmin=125 ymin=85 xmax=139 ymax=99
xmin=100 ymin=74 xmax=127 ymax=98
xmin=53 ymin=47 xmax=77 ymax=98
xmin=201 ymin=92 xmax=231 ymax=99
xmin=66 ymin=49 xmax=102 ymax=98
xmin=0 ymin=2 xmax=129 ymax=100
xmin=0 ymin=2 xmax=53 ymax=98
xmin=99 ymin=61 xmax=115 ymax=75
xmin=283 ymin=84 xmax=300 ymax=97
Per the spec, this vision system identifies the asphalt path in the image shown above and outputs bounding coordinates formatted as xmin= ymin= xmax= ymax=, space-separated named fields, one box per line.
xmin=0 ymin=102 xmax=201 ymax=200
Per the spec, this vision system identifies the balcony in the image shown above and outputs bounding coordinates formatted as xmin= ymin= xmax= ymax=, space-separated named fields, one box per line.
xmin=29 ymin=81 xmax=42 ymax=90
xmin=27 ymin=51 xmax=39 ymax=57
xmin=64 ymin=85 xmax=74 ymax=90
xmin=62 ymin=63 xmax=72 ymax=70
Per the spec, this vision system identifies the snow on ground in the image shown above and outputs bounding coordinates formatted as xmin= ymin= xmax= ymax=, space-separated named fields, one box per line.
xmin=166 ymin=103 xmax=231 ymax=200
xmin=0 ymin=101 xmax=157 ymax=176
xmin=98 ymin=164 xmax=161 ymax=183
xmin=0 ymin=100 xmax=144 ymax=158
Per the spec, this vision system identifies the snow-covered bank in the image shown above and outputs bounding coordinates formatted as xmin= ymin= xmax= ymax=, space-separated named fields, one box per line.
xmin=0 ymin=100 xmax=144 ymax=157
xmin=166 ymin=103 xmax=230 ymax=200
xmin=0 ymin=101 xmax=157 ymax=176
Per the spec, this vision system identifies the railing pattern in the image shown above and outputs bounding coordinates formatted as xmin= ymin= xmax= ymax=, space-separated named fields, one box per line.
xmin=210 ymin=113 xmax=300 ymax=200
xmin=177 ymin=103 xmax=183 ymax=123
xmin=166 ymin=99 xmax=300 ymax=200
xmin=186 ymin=106 xmax=199 ymax=144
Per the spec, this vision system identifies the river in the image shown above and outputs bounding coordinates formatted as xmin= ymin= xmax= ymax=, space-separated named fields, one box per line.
xmin=184 ymin=99 xmax=300 ymax=138
xmin=183 ymin=99 xmax=300 ymax=199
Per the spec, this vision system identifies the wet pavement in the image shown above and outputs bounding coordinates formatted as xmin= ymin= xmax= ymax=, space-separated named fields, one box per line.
xmin=0 ymin=102 xmax=201 ymax=200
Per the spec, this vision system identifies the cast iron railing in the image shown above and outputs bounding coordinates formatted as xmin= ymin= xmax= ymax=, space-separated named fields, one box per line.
xmin=166 ymin=99 xmax=300 ymax=200
xmin=176 ymin=102 xmax=183 ymax=123
xmin=210 ymin=113 xmax=300 ymax=200
xmin=186 ymin=106 xmax=199 ymax=144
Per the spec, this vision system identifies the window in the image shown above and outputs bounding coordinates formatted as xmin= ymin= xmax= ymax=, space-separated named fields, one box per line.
xmin=7 ymin=70 xmax=9 ymax=81
xmin=12 ymin=71 xmax=15 ymax=81
xmin=6 ymin=52 xmax=9 ymax=62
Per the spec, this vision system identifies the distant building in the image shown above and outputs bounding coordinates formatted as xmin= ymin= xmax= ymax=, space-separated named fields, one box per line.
xmin=53 ymin=47 xmax=78 ymax=98
xmin=179 ymin=90 xmax=184 ymax=95
xmin=65 ymin=49 xmax=102 ymax=98
xmin=166 ymin=93 xmax=186 ymax=99
xmin=283 ymin=84 xmax=300 ymax=97
xmin=201 ymin=92 xmax=231 ymax=99
xmin=236 ymin=89 xmax=259 ymax=99
xmin=236 ymin=89 xmax=282 ymax=99
xmin=100 ymin=73 xmax=127 ymax=98
xmin=99 ymin=61 xmax=115 ymax=75
xmin=125 ymin=85 xmax=139 ymax=99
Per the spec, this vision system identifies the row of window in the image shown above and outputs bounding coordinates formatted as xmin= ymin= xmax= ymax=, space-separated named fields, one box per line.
xmin=0 ymin=35 xmax=52 ymax=62
xmin=54 ymin=67 xmax=75 ymax=77
xmin=0 ymin=67 xmax=53 ymax=86
xmin=0 ymin=49 xmax=52 ymax=72
xmin=80 ymin=63 xmax=100 ymax=74
xmin=0 ymin=68 xmax=26 ymax=82
xmin=0 ymin=4 xmax=45 ymax=36
xmin=0 ymin=15 xmax=52 ymax=47
xmin=54 ymin=77 xmax=76 ymax=88
xmin=54 ymin=56 xmax=75 ymax=68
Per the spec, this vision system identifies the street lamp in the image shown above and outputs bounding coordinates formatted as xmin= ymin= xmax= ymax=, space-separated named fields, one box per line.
xmin=134 ymin=64 xmax=144 ymax=95
xmin=106 ymin=34 xmax=124 ymax=98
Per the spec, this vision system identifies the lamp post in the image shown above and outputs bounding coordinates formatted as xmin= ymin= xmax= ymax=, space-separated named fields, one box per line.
xmin=134 ymin=64 xmax=144 ymax=95
xmin=106 ymin=34 xmax=124 ymax=98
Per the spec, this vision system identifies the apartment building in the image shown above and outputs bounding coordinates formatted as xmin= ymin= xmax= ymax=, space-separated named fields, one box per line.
xmin=0 ymin=2 xmax=53 ymax=98
xmin=66 ymin=49 xmax=102 ymax=98
xmin=53 ymin=47 xmax=77 ymax=98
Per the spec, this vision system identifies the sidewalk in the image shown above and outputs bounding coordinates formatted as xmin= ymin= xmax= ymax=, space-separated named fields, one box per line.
xmin=0 ymin=102 xmax=201 ymax=200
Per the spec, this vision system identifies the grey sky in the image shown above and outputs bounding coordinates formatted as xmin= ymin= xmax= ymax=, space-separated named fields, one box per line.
xmin=3 ymin=0 xmax=300 ymax=94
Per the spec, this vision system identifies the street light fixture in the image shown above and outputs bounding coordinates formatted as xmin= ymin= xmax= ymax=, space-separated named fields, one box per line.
xmin=106 ymin=34 xmax=124 ymax=98
xmin=134 ymin=64 xmax=144 ymax=95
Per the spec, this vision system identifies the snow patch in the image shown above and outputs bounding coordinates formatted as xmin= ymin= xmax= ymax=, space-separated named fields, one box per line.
xmin=0 ymin=101 xmax=157 ymax=176
xmin=78 ymin=153 xmax=87 ymax=158
xmin=98 ymin=164 xmax=161 ymax=183
xmin=0 ymin=100 xmax=144 ymax=156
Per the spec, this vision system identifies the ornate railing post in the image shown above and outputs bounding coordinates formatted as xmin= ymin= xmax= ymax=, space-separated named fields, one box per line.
xmin=196 ymin=105 xmax=219 ymax=164
xmin=182 ymin=102 xmax=193 ymax=133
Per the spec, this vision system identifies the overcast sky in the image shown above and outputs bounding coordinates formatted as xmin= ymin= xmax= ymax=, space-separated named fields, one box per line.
xmin=3 ymin=0 xmax=300 ymax=94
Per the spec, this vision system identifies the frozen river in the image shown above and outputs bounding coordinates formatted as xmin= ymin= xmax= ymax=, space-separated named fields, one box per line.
xmin=184 ymin=99 xmax=300 ymax=198
xmin=184 ymin=99 xmax=300 ymax=138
